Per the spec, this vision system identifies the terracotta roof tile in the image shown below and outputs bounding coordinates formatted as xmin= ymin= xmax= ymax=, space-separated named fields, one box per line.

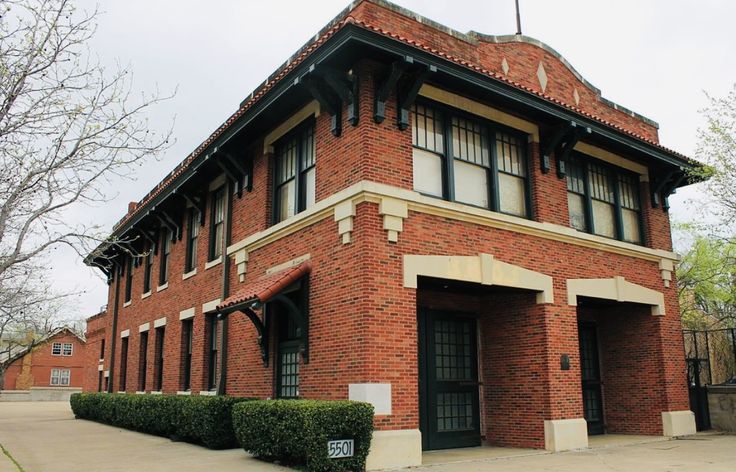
xmin=217 ymin=261 xmax=312 ymax=312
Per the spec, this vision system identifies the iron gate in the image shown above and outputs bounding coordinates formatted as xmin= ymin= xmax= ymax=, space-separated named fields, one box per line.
xmin=683 ymin=328 xmax=736 ymax=431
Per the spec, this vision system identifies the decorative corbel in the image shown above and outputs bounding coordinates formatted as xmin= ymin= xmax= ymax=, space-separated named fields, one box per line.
xmin=396 ymin=64 xmax=437 ymax=130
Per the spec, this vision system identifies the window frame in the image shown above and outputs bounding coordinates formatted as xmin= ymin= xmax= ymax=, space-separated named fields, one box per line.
xmin=153 ymin=326 xmax=165 ymax=392
xmin=206 ymin=314 xmax=219 ymax=391
xmin=208 ymin=186 xmax=226 ymax=261
xmin=138 ymin=331 xmax=149 ymax=392
xmin=185 ymin=208 xmax=200 ymax=273
xmin=119 ymin=337 xmax=129 ymax=391
xmin=272 ymin=118 xmax=316 ymax=224
xmin=159 ymin=229 xmax=171 ymax=286
xmin=143 ymin=241 xmax=154 ymax=293
xmin=50 ymin=368 xmax=70 ymax=386
xmin=411 ymin=99 xmax=532 ymax=218
xmin=565 ymin=152 xmax=645 ymax=245
xmin=62 ymin=342 xmax=73 ymax=356
xmin=181 ymin=319 xmax=193 ymax=391
xmin=124 ymin=255 xmax=133 ymax=303
xmin=51 ymin=342 xmax=62 ymax=356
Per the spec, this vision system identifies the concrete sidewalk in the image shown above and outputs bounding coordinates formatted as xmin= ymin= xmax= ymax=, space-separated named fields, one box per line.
xmin=0 ymin=402 xmax=288 ymax=472
xmin=1 ymin=401 xmax=735 ymax=471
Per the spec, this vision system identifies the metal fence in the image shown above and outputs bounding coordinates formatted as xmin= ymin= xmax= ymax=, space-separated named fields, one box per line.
xmin=684 ymin=328 xmax=736 ymax=386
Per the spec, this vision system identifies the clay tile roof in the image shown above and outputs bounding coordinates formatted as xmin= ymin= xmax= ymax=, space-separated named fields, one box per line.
xmin=217 ymin=261 xmax=312 ymax=312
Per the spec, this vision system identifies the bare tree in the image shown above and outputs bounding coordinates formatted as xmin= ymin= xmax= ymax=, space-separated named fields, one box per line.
xmin=0 ymin=0 xmax=172 ymax=367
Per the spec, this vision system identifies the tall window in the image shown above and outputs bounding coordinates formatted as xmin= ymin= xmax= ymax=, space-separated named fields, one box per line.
xmin=181 ymin=319 xmax=193 ymax=391
xmin=138 ymin=331 xmax=148 ymax=391
xmin=185 ymin=209 xmax=200 ymax=273
xmin=274 ymin=120 xmax=316 ymax=223
xmin=412 ymin=103 xmax=529 ymax=217
xmin=159 ymin=229 xmax=171 ymax=286
xmin=143 ymin=242 xmax=154 ymax=293
xmin=206 ymin=315 xmax=219 ymax=390
xmin=153 ymin=327 xmax=165 ymax=391
xmin=124 ymin=256 xmax=133 ymax=303
xmin=100 ymin=338 xmax=105 ymax=360
xmin=566 ymin=154 xmax=643 ymax=244
xmin=50 ymin=368 xmax=70 ymax=386
xmin=209 ymin=187 xmax=225 ymax=261
xmin=119 ymin=337 xmax=129 ymax=391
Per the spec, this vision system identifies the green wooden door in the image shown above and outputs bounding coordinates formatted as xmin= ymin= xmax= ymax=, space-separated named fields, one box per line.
xmin=419 ymin=309 xmax=481 ymax=450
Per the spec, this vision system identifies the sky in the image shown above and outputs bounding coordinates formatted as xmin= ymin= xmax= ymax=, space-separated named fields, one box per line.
xmin=53 ymin=0 xmax=736 ymax=321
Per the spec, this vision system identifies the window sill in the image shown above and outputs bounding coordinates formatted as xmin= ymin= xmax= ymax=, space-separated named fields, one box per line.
xmin=99 ymin=358 xmax=104 ymax=363
xmin=141 ymin=291 xmax=152 ymax=300
xmin=117 ymin=391 xmax=126 ymax=394
xmin=156 ymin=283 xmax=169 ymax=292
xmin=150 ymin=391 xmax=162 ymax=395
xmin=182 ymin=269 xmax=197 ymax=280
xmin=204 ymin=257 xmax=222 ymax=270
xmin=176 ymin=390 xmax=191 ymax=396
xmin=123 ymin=301 xmax=132 ymax=308
xmin=199 ymin=390 xmax=217 ymax=396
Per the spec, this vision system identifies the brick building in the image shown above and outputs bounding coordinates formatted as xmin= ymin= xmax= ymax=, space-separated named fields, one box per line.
xmin=3 ymin=327 xmax=86 ymax=391
xmin=84 ymin=1 xmax=699 ymax=468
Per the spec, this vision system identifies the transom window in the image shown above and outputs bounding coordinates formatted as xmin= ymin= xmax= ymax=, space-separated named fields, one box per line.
xmin=274 ymin=120 xmax=316 ymax=223
xmin=412 ymin=102 xmax=530 ymax=217
xmin=50 ymin=368 xmax=70 ymax=386
xmin=566 ymin=153 xmax=642 ymax=244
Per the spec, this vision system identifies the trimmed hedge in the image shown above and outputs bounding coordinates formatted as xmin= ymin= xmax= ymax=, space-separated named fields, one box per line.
xmin=232 ymin=400 xmax=374 ymax=472
xmin=70 ymin=393 xmax=252 ymax=449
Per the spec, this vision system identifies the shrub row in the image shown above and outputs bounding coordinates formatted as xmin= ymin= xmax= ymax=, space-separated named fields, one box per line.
xmin=70 ymin=393 xmax=252 ymax=449
xmin=233 ymin=400 xmax=374 ymax=472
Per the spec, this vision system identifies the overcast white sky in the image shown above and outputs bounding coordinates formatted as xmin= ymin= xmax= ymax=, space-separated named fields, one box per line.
xmin=56 ymin=0 xmax=736 ymax=321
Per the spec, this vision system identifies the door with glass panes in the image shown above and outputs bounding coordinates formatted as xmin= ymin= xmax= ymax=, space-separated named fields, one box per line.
xmin=419 ymin=309 xmax=481 ymax=450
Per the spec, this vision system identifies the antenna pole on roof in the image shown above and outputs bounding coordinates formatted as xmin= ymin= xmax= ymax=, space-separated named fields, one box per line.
xmin=515 ymin=0 xmax=522 ymax=35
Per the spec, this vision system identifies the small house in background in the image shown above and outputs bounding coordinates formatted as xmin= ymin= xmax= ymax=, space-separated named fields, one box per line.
xmin=1 ymin=327 xmax=86 ymax=401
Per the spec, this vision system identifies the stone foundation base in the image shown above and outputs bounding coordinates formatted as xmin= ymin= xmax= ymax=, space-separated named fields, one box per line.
xmin=544 ymin=418 xmax=588 ymax=451
xmin=661 ymin=410 xmax=696 ymax=437
xmin=365 ymin=429 xmax=422 ymax=470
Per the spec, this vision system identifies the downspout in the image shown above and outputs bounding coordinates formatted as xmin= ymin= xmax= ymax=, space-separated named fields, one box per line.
xmin=217 ymin=178 xmax=234 ymax=395
xmin=106 ymin=261 xmax=122 ymax=393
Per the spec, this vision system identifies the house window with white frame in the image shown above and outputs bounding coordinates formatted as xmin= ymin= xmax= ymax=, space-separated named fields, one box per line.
xmin=52 ymin=342 xmax=62 ymax=356
xmin=50 ymin=368 xmax=71 ymax=386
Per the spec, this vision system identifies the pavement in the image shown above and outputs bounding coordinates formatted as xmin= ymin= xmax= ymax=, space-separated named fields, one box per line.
xmin=0 ymin=401 xmax=735 ymax=472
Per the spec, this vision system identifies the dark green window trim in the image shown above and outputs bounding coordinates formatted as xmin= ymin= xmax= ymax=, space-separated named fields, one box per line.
xmin=159 ymin=229 xmax=171 ymax=286
xmin=208 ymin=186 xmax=226 ymax=261
xmin=180 ymin=319 xmax=193 ymax=391
xmin=272 ymin=118 xmax=316 ymax=225
xmin=411 ymin=99 xmax=532 ymax=219
xmin=124 ymin=256 xmax=133 ymax=303
xmin=143 ymin=242 xmax=154 ymax=293
xmin=185 ymin=209 xmax=199 ymax=273
xmin=138 ymin=331 xmax=148 ymax=391
xmin=566 ymin=152 xmax=644 ymax=245
xmin=153 ymin=326 xmax=165 ymax=391
xmin=206 ymin=314 xmax=219 ymax=391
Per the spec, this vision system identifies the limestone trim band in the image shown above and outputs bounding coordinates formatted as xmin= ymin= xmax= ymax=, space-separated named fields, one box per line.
xmin=404 ymin=253 xmax=554 ymax=304
xmin=227 ymin=180 xmax=679 ymax=269
xmin=567 ymin=276 xmax=666 ymax=316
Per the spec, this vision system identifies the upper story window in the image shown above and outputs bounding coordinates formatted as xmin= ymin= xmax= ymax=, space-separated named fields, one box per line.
xmin=143 ymin=242 xmax=154 ymax=293
xmin=185 ymin=209 xmax=200 ymax=273
xmin=566 ymin=153 xmax=642 ymax=244
xmin=52 ymin=342 xmax=73 ymax=356
xmin=274 ymin=120 xmax=316 ymax=223
xmin=124 ymin=256 xmax=133 ymax=303
xmin=412 ymin=103 xmax=529 ymax=217
xmin=209 ymin=187 xmax=225 ymax=261
xmin=159 ymin=228 xmax=171 ymax=285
